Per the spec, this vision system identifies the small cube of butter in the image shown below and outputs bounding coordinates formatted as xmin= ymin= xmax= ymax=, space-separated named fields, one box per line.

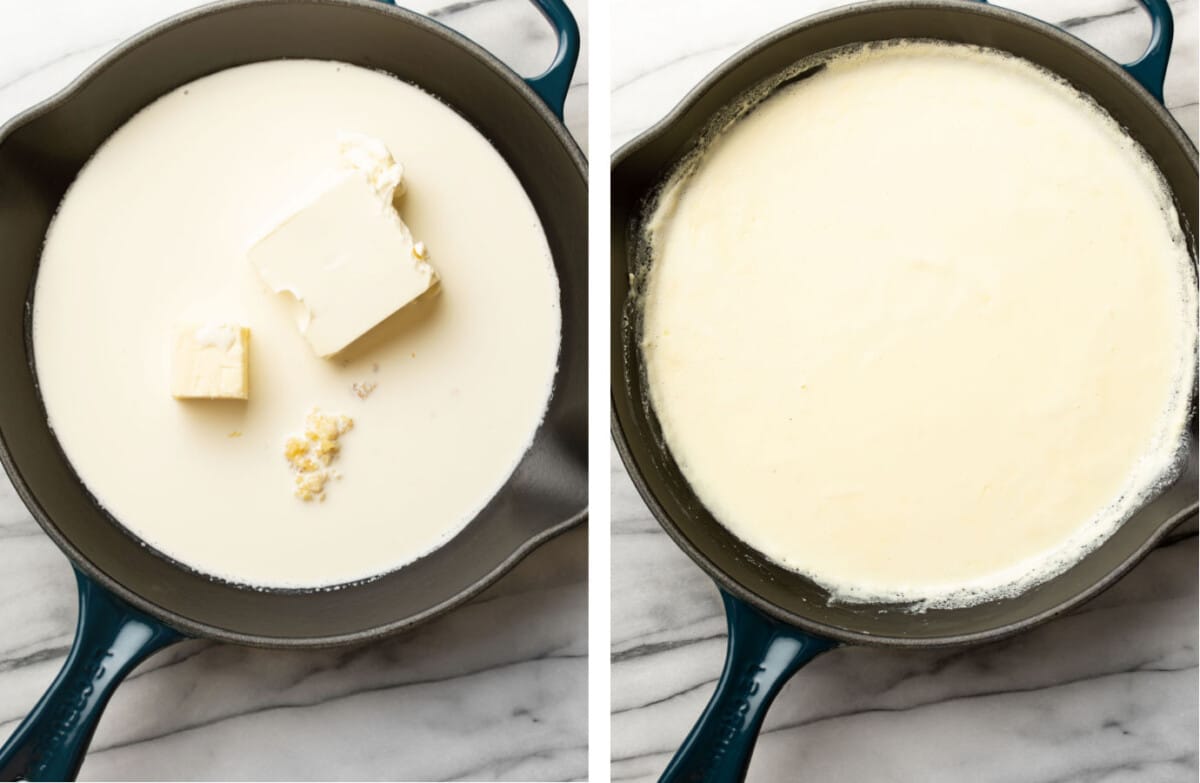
xmin=171 ymin=324 xmax=250 ymax=400
xmin=248 ymin=172 xmax=438 ymax=358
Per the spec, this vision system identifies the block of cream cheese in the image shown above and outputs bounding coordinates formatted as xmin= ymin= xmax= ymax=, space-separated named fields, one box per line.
xmin=171 ymin=323 xmax=250 ymax=399
xmin=249 ymin=133 xmax=438 ymax=358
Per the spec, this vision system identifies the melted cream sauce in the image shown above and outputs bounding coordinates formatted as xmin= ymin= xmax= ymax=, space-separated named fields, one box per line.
xmin=643 ymin=43 xmax=1196 ymax=608
xmin=34 ymin=60 xmax=560 ymax=588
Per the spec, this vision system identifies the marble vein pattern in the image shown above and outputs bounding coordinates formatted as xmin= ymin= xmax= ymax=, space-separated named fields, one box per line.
xmin=611 ymin=1 xmax=1198 ymax=781
xmin=0 ymin=1 xmax=587 ymax=780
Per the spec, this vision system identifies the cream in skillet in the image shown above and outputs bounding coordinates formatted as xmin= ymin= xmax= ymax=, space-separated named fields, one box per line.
xmin=642 ymin=43 xmax=1196 ymax=608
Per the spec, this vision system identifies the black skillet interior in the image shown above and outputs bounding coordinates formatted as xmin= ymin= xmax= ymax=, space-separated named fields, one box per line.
xmin=0 ymin=0 xmax=587 ymax=645
xmin=611 ymin=1 xmax=1198 ymax=647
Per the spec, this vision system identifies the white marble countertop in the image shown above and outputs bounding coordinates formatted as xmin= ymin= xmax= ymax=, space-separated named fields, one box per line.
xmin=0 ymin=1 xmax=587 ymax=780
xmin=611 ymin=1 xmax=1198 ymax=781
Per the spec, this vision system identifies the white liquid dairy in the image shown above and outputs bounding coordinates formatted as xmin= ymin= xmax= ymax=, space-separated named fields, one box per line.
xmin=34 ymin=60 xmax=561 ymax=588
xmin=642 ymin=43 xmax=1196 ymax=608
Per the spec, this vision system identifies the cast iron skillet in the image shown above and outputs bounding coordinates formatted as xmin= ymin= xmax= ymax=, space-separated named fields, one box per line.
xmin=0 ymin=0 xmax=586 ymax=779
xmin=611 ymin=1 xmax=1197 ymax=780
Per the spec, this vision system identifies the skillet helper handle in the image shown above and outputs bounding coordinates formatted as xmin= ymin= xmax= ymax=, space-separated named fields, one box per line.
xmin=660 ymin=590 xmax=837 ymax=783
xmin=0 ymin=569 xmax=181 ymax=782
xmin=523 ymin=0 xmax=581 ymax=119
xmin=1123 ymin=0 xmax=1173 ymax=103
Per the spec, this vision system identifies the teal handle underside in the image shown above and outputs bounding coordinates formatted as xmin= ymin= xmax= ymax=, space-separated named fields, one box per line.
xmin=1122 ymin=0 xmax=1173 ymax=103
xmin=0 ymin=570 xmax=181 ymax=782
xmin=659 ymin=591 xmax=837 ymax=783
xmin=523 ymin=0 xmax=581 ymax=119
xmin=378 ymin=0 xmax=579 ymax=119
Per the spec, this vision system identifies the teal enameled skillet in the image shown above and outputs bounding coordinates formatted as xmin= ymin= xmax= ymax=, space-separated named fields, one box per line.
xmin=611 ymin=1 xmax=1197 ymax=780
xmin=0 ymin=0 xmax=585 ymax=779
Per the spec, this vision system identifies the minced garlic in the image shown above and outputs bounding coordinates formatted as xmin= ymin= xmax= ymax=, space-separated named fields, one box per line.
xmin=284 ymin=408 xmax=353 ymax=501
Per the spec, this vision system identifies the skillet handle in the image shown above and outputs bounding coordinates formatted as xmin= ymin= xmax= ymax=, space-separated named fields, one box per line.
xmin=660 ymin=590 xmax=837 ymax=783
xmin=523 ymin=0 xmax=581 ymax=119
xmin=1123 ymin=0 xmax=1172 ymax=103
xmin=0 ymin=569 xmax=181 ymax=782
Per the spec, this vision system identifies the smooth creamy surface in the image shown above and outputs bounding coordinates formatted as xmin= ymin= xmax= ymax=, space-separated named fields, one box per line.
xmin=34 ymin=60 xmax=560 ymax=588
xmin=643 ymin=43 xmax=1196 ymax=608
